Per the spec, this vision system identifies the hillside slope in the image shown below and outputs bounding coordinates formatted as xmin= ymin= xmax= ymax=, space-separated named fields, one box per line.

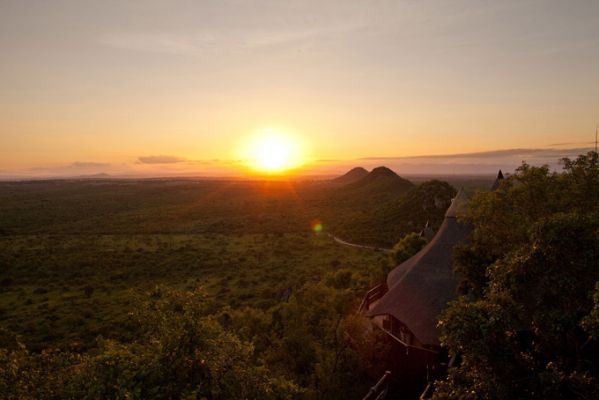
xmin=343 ymin=166 xmax=414 ymax=197
xmin=332 ymin=167 xmax=369 ymax=185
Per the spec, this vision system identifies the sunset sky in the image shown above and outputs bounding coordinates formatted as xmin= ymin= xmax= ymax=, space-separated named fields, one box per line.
xmin=1 ymin=0 xmax=598 ymax=178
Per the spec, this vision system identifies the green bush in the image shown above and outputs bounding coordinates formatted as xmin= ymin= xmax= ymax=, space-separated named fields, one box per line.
xmin=389 ymin=232 xmax=427 ymax=266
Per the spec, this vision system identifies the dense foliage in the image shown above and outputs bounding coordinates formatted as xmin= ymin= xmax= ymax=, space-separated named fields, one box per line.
xmin=0 ymin=288 xmax=301 ymax=399
xmin=0 ymin=176 xmax=466 ymax=399
xmin=328 ymin=179 xmax=456 ymax=247
xmin=389 ymin=232 xmax=427 ymax=266
xmin=435 ymin=152 xmax=599 ymax=399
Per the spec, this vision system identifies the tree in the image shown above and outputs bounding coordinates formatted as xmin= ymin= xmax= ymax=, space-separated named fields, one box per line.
xmin=0 ymin=288 xmax=301 ymax=400
xmin=435 ymin=152 xmax=599 ymax=399
xmin=454 ymin=153 xmax=599 ymax=296
xmin=390 ymin=232 xmax=427 ymax=266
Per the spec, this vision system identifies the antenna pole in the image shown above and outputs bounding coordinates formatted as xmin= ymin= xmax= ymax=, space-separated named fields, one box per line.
xmin=596 ymin=124 xmax=598 ymax=153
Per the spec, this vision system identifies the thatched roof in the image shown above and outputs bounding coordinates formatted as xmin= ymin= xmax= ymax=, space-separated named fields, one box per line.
xmin=366 ymin=189 xmax=471 ymax=347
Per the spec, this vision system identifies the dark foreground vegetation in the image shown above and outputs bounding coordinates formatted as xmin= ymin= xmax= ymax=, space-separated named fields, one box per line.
xmin=4 ymin=152 xmax=595 ymax=399
xmin=0 ymin=171 xmax=466 ymax=399
xmin=435 ymin=152 xmax=599 ymax=399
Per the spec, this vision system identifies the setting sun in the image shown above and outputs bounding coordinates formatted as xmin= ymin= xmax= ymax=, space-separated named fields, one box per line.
xmin=241 ymin=129 xmax=306 ymax=173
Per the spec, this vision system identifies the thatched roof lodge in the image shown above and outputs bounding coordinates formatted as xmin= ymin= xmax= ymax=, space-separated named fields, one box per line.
xmin=363 ymin=188 xmax=471 ymax=350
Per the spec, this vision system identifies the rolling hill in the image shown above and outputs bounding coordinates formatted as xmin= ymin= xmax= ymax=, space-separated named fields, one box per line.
xmin=323 ymin=167 xmax=457 ymax=247
xmin=342 ymin=166 xmax=414 ymax=196
xmin=332 ymin=167 xmax=369 ymax=185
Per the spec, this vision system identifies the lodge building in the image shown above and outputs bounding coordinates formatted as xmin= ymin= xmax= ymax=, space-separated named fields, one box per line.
xmin=360 ymin=171 xmax=504 ymax=398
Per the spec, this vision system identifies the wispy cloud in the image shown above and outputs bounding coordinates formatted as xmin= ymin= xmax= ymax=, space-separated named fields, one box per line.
xmin=547 ymin=141 xmax=595 ymax=147
xmin=360 ymin=147 xmax=593 ymax=161
xmin=352 ymin=147 xmax=595 ymax=175
xmin=98 ymin=23 xmax=365 ymax=56
xmin=137 ymin=155 xmax=187 ymax=164
xmin=30 ymin=161 xmax=110 ymax=171
xmin=99 ymin=32 xmax=216 ymax=55
xmin=240 ymin=24 xmax=365 ymax=49
xmin=69 ymin=161 xmax=110 ymax=168
xmin=136 ymin=156 xmax=242 ymax=166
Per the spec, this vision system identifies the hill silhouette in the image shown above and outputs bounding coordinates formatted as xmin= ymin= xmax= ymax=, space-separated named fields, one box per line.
xmin=322 ymin=166 xmax=417 ymax=246
xmin=346 ymin=166 xmax=414 ymax=195
xmin=333 ymin=167 xmax=369 ymax=184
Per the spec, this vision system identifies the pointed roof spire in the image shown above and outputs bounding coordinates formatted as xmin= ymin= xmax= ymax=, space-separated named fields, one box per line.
xmin=491 ymin=169 xmax=504 ymax=190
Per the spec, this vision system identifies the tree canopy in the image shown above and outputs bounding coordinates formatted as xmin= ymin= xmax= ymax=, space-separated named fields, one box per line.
xmin=435 ymin=152 xmax=599 ymax=399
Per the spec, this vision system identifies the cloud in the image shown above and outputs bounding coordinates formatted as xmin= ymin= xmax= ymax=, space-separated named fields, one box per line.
xmin=98 ymin=23 xmax=365 ymax=56
xmin=353 ymin=147 xmax=595 ymax=175
xmin=239 ymin=24 xmax=366 ymax=49
xmin=137 ymin=155 xmax=187 ymax=164
xmin=100 ymin=32 xmax=215 ymax=55
xmin=315 ymin=159 xmax=339 ymax=163
xmin=359 ymin=147 xmax=593 ymax=161
xmin=69 ymin=161 xmax=110 ymax=168
xmin=547 ymin=141 xmax=595 ymax=147
xmin=30 ymin=161 xmax=110 ymax=171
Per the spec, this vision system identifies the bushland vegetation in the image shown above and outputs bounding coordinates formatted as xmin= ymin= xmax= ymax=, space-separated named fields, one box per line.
xmin=435 ymin=152 xmax=599 ymax=399
xmin=0 ymin=175 xmax=465 ymax=399
xmin=326 ymin=179 xmax=457 ymax=247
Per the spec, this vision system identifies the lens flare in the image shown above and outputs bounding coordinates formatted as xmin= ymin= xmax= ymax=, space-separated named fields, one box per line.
xmin=311 ymin=219 xmax=323 ymax=234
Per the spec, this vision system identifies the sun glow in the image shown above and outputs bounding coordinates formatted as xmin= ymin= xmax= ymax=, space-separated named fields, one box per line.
xmin=241 ymin=129 xmax=306 ymax=173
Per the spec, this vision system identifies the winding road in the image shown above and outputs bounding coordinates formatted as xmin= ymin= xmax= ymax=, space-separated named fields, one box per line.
xmin=328 ymin=233 xmax=392 ymax=253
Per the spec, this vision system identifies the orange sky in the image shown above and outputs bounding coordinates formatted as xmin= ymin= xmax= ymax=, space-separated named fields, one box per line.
xmin=1 ymin=1 xmax=598 ymax=178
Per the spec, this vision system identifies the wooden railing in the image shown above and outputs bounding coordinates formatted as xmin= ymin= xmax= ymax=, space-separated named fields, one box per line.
xmin=358 ymin=282 xmax=388 ymax=313
xmin=419 ymin=383 xmax=434 ymax=400
xmin=362 ymin=370 xmax=391 ymax=400
xmin=418 ymin=354 xmax=457 ymax=399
